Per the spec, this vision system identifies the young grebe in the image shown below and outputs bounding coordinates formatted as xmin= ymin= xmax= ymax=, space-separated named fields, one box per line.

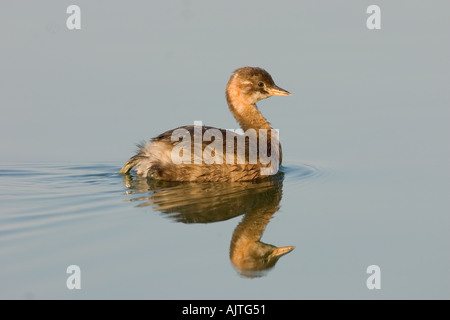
xmin=119 ymin=67 xmax=291 ymax=182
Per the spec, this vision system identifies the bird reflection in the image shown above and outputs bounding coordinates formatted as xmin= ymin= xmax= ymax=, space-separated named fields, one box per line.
xmin=122 ymin=171 xmax=294 ymax=277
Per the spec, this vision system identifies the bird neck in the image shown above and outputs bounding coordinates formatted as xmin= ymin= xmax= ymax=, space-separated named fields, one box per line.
xmin=226 ymin=89 xmax=272 ymax=132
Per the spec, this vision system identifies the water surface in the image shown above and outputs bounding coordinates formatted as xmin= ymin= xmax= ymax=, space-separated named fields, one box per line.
xmin=1 ymin=157 xmax=448 ymax=299
xmin=0 ymin=1 xmax=449 ymax=299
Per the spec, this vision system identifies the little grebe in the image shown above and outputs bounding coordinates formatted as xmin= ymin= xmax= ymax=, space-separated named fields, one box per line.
xmin=119 ymin=67 xmax=291 ymax=182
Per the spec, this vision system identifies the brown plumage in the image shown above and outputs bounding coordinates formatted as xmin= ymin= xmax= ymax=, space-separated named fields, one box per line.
xmin=119 ymin=67 xmax=291 ymax=182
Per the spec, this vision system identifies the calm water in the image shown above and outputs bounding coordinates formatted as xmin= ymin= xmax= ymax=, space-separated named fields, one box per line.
xmin=1 ymin=1 xmax=449 ymax=299
xmin=1 ymin=155 xmax=449 ymax=299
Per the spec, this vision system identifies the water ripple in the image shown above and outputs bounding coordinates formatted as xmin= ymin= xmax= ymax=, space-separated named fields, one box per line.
xmin=0 ymin=163 xmax=125 ymax=240
xmin=0 ymin=161 xmax=324 ymax=240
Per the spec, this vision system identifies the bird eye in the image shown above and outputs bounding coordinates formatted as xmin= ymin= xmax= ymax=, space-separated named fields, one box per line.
xmin=258 ymin=81 xmax=264 ymax=87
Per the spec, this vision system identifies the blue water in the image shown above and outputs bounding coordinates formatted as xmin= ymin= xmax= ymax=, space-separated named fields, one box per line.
xmin=1 ymin=1 xmax=449 ymax=300
xmin=1 ymin=157 xmax=448 ymax=299
xmin=0 ymin=162 xmax=321 ymax=299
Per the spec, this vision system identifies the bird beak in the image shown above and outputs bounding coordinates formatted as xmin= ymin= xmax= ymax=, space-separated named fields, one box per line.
xmin=271 ymin=246 xmax=295 ymax=258
xmin=267 ymin=85 xmax=291 ymax=96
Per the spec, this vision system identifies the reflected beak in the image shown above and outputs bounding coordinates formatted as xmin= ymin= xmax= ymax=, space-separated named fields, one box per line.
xmin=267 ymin=85 xmax=291 ymax=96
xmin=271 ymin=246 xmax=295 ymax=258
